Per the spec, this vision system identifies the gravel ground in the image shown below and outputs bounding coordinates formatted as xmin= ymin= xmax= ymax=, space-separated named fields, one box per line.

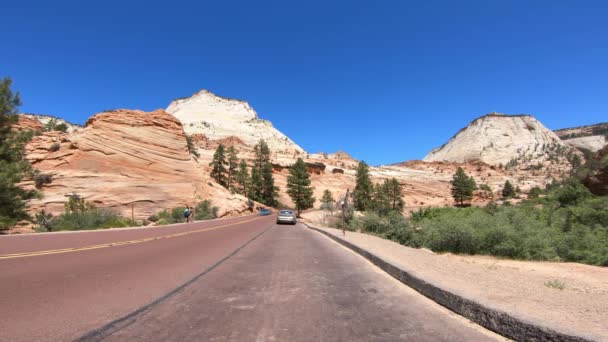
xmin=303 ymin=215 xmax=608 ymax=341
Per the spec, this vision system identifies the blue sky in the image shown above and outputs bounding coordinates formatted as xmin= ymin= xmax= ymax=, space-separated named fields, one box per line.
xmin=2 ymin=0 xmax=607 ymax=165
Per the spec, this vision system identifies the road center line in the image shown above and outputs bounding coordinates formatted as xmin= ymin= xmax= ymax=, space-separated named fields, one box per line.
xmin=0 ymin=216 xmax=268 ymax=260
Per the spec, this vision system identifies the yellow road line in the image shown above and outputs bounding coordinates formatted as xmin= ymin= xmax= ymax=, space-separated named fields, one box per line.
xmin=0 ymin=216 xmax=268 ymax=260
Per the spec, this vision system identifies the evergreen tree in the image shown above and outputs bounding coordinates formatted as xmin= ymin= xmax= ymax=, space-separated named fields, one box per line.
xmin=386 ymin=178 xmax=405 ymax=212
xmin=209 ymin=144 xmax=227 ymax=187
xmin=235 ymin=159 xmax=250 ymax=196
xmin=185 ymin=135 xmax=199 ymax=157
xmin=249 ymin=162 xmax=262 ymax=200
xmin=286 ymin=158 xmax=315 ymax=217
xmin=354 ymin=160 xmax=373 ymax=211
xmin=320 ymin=189 xmax=335 ymax=213
xmin=226 ymin=146 xmax=239 ymax=192
xmin=502 ymin=180 xmax=516 ymax=199
xmin=0 ymin=77 xmax=37 ymax=230
xmin=250 ymin=139 xmax=278 ymax=206
xmin=451 ymin=167 xmax=476 ymax=206
xmin=370 ymin=181 xmax=391 ymax=215
xmin=261 ymin=163 xmax=279 ymax=207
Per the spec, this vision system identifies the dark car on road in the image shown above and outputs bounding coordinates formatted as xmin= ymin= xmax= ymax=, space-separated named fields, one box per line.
xmin=276 ymin=210 xmax=297 ymax=225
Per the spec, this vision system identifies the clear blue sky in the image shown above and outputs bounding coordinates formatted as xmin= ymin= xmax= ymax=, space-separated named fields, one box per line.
xmin=2 ymin=0 xmax=607 ymax=165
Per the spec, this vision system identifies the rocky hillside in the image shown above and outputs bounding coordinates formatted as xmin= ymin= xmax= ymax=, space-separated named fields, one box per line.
xmin=14 ymin=95 xmax=591 ymax=232
xmin=424 ymin=113 xmax=578 ymax=169
xmin=554 ymin=122 xmax=608 ymax=152
xmin=20 ymin=113 xmax=82 ymax=133
xmin=166 ymin=90 xmax=304 ymax=155
xmin=22 ymin=109 xmax=253 ymax=221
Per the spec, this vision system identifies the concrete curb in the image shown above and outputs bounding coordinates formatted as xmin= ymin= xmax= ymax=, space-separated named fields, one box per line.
xmin=306 ymin=225 xmax=592 ymax=342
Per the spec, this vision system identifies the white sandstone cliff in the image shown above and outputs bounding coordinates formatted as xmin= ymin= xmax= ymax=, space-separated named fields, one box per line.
xmin=424 ymin=113 xmax=572 ymax=166
xmin=166 ymin=90 xmax=305 ymax=154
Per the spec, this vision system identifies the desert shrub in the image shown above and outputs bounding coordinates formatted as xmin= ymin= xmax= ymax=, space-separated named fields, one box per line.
xmin=185 ymin=135 xmax=199 ymax=157
xmin=43 ymin=118 xmax=68 ymax=133
xmin=528 ymin=186 xmax=542 ymax=198
xmin=48 ymin=143 xmax=60 ymax=152
xmin=331 ymin=186 xmax=608 ymax=265
xmin=42 ymin=193 xmax=138 ymax=231
xmin=155 ymin=208 xmax=183 ymax=223
xmin=34 ymin=173 xmax=52 ymax=188
xmin=552 ymin=179 xmax=591 ymax=207
xmin=48 ymin=209 xmax=136 ymax=231
xmin=157 ymin=218 xmax=170 ymax=225
xmin=194 ymin=200 xmax=219 ymax=220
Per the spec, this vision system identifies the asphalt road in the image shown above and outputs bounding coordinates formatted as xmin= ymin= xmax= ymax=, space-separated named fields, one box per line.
xmin=0 ymin=216 xmax=501 ymax=341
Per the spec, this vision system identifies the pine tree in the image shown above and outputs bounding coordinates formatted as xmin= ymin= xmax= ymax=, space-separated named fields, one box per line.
xmin=235 ymin=159 xmax=250 ymax=196
xmin=209 ymin=144 xmax=227 ymax=187
xmin=354 ymin=160 xmax=373 ymax=211
xmin=386 ymin=178 xmax=405 ymax=212
xmin=0 ymin=77 xmax=37 ymax=230
xmin=226 ymin=146 xmax=239 ymax=192
xmin=502 ymin=180 xmax=516 ymax=199
xmin=370 ymin=181 xmax=391 ymax=215
xmin=451 ymin=167 xmax=475 ymax=206
xmin=261 ymin=163 xmax=278 ymax=207
xmin=286 ymin=158 xmax=315 ymax=217
xmin=250 ymin=139 xmax=278 ymax=207
xmin=320 ymin=189 xmax=335 ymax=213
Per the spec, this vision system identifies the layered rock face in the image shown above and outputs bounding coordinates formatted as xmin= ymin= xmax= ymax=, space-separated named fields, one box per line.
xmin=14 ymin=115 xmax=44 ymax=131
xmin=555 ymin=122 xmax=608 ymax=152
xmin=166 ymin=90 xmax=305 ymax=155
xmin=424 ymin=113 xmax=574 ymax=166
xmin=24 ymin=109 xmax=252 ymax=220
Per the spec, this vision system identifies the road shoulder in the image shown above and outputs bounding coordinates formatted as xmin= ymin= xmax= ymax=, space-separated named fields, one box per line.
xmin=305 ymin=224 xmax=603 ymax=341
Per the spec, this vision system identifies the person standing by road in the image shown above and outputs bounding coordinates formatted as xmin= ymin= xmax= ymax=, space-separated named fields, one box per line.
xmin=184 ymin=206 xmax=191 ymax=223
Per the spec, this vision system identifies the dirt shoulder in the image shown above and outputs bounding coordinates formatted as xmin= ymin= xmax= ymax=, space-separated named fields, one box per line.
xmin=301 ymin=214 xmax=608 ymax=341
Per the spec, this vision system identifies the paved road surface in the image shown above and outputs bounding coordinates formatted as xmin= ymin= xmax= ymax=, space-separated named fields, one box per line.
xmin=0 ymin=216 xmax=501 ymax=341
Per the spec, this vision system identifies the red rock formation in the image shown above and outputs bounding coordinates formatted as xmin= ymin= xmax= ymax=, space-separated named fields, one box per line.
xmin=13 ymin=115 xmax=44 ymax=131
xmin=24 ymin=109 xmax=253 ymax=222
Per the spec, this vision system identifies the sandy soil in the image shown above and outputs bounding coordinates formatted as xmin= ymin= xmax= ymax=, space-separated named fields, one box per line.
xmin=302 ymin=211 xmax=608 ymax=341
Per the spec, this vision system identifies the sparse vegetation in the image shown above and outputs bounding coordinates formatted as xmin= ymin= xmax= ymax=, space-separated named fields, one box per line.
xmin=327 ymin=179 xmax=608 ymax=266
xmin=186 ymin=134 xmax=199 ymax=157
xmin=34 ymin=173 xmax=52 ymax=188
xmin=44 ymin=118 xmax=68 ymax=133
xmin=151 ymin=200 xmax=219 ymax=224
xmin=544 ymin=279 xmax=566 ymax=290
xmin=38 ymin=193 xmax=137 ymax=231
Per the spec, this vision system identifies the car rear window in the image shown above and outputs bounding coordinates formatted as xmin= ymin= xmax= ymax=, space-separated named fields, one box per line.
xmin=280 ymin=210 xmax=293 ymax=215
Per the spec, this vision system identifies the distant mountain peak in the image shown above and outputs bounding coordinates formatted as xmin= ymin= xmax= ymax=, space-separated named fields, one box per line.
xmin=166 ymin=89 xmax=304 ymax=153
xmin=424 ymin=113 xmax=574 ymax=166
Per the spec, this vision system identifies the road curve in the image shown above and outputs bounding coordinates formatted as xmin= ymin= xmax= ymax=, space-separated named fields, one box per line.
xmin=0 ymin=214 xmax=274 ymax=341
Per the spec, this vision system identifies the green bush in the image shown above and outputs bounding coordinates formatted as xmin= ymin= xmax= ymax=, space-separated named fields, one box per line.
xmin=154 ymin=208 xmax=184 ymax=223
xmin=34 ymin=173 xmax=52 ymax=188
xmin=47 ymin=209 xmax=137 ymax=231
xmin=331 ymin=181 xmax=608 ymax=266
xmin=194 ymin=200 xmax=219 ymax=220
